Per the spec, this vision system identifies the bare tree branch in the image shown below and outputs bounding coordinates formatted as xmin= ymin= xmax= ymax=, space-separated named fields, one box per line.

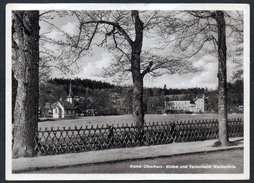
xmin=141 ymin=61 xmax=153 ymax=77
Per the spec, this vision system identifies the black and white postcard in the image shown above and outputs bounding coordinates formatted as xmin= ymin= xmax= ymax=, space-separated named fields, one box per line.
xmin=6 ymin=3 xmax=250 ymax=180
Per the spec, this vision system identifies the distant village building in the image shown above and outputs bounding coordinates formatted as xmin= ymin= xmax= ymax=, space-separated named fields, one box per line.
xmin=46 ymin=81 xmax=76 ymax=119
xmin=164 ymin=94 xmax=207 ymax=113
xmin=111 ymin=92 xmax=131 ymax=114
xmin=52 ymin=100 xmax=76 ymax=118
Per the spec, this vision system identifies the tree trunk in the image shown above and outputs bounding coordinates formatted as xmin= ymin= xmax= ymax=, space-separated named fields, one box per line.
xmin=213 ymin=11 xmax=229 ymax=146
xmin=12 ymin=70 xmax=18 ymax=124
xmin=131 ymin=55 xmax=144 ymax=128
xmin=130 ymin=11 xmax=145 ymax=128
xmin=12 ymin=11 xmax=40 ymax=158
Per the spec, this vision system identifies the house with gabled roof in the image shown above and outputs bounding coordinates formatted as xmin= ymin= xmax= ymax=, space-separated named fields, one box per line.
xmin=51 ymin=81 xmax=76 ymax=119
xmin=52 ymin=100 xmax=76 ymax=118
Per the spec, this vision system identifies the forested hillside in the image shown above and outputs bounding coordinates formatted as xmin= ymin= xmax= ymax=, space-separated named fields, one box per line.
xmin=47 ymin=78 xmax=115 ymax=96
xmin=39 ymin=78 xmax=243 ymax=115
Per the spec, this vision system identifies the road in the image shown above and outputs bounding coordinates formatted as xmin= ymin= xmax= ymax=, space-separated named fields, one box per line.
xmin=28 ymin=149 xmax=243 ymax=174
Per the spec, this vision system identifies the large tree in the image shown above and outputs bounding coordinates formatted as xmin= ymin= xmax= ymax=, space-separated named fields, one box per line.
xmin=212 ymin=11 xmax=229 ymax=146
xmin=160 ymin=10 xmax=243 ymax=146
xmin=41 ymin=10 xmax=195 ymax=128
xmin=12 ymin=11 xmax=40 ymax=158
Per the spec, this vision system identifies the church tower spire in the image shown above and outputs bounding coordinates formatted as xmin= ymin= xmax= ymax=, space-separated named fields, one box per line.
xmin=68 ymin=81 xmax=73 ymax=97
xmin=67 ymin=80 xmax=73 ymax=104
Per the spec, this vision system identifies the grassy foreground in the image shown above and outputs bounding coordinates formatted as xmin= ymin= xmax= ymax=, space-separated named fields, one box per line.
xmin=38 ymin=113 xmax=243 ymax=130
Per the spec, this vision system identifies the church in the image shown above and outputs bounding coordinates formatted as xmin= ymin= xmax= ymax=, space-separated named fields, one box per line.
xmin=51 ymin=82 xmax=76 ymax=119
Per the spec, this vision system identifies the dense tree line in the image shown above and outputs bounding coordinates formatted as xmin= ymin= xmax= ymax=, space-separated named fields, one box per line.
xmin=206 ymin=79 xmax=243 ymax=113
xmin=144 ymin=86 xmax=206 ymax=96
xmin=40 ymin=77 xmax=243 ymax=115
xmin=47 ymin=78 xmax=115 ymax=96
xmin=46 ymin=78 xmax=207 ymax=97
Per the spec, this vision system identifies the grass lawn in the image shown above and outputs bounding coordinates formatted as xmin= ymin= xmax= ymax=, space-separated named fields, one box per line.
xmin=38 ymin=113 xmax=243 ymax=130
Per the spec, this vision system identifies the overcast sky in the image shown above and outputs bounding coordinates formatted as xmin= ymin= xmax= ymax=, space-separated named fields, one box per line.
xmin=40 ymin=10 xmax=241 ymax=90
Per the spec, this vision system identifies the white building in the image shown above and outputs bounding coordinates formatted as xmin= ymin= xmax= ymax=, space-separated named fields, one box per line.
xmin=51 ymin=81 xmax=76 ymax=118
xmin=52 ymin=101 xmax=76 ymax=118
xmin=165 ymin=94 xmax=206 ymax=113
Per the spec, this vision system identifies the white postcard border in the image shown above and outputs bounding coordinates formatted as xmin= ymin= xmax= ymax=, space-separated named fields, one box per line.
xmin=6 ymin=3 xmax=250 ymax=180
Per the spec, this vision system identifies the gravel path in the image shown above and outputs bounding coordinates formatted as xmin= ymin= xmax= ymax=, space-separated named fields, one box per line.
xmin=27 ymin=149 xmax=243 ymax=174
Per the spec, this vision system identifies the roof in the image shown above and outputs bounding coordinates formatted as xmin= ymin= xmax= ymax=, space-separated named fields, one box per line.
xmin=165 ymin=94 xmax=205 ymax=101
xmin=165 ymin=94 xmax=189 ymax=101
xmin=60 ymin=101 xmax=76 ymax=110
xmin=52 ymin=101 xmax=76 ymax=110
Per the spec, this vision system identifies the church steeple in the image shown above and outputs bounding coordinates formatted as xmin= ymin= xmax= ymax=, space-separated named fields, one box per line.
xmin=68 ymin=81 xmax=73 ymax=97
xmin=66 ymin=81 xmax=73 ymax=104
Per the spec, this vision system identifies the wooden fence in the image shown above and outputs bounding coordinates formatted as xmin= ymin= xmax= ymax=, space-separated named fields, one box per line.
xmin=34 ymin=118 xmax=243 ymax=155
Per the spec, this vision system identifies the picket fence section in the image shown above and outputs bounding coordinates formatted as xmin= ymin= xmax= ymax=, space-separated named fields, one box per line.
xmin=34 ymin=118 xmax=243 ymax=155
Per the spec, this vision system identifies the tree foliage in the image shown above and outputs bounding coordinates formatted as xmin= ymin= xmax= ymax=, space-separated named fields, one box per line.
xmin=158 ymin=10 xmax=243 ymax=146
xmin=40 ymin=77 xmax=243 ymax=116
xmin=47 ymin=77 xmax=114 ymax=93
xmin=158 ymin=11 xmax=243 ymax=62
xmin=40 ymin=10 xmax=199 ymax=127
xmin=39 ymin=10 xmax=243 ymax=140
